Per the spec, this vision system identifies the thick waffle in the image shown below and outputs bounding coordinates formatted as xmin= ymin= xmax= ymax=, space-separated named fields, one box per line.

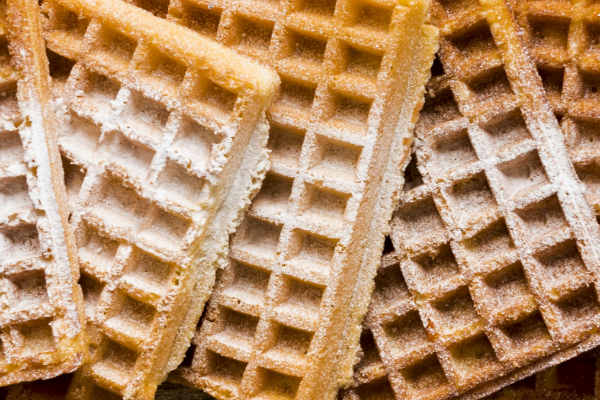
xmin=40 ymin=0 xmax=279 ymax=398
xmin=125 ymin=1 xmax=439 ymax=399
xmin=341 ymin=0 xmax=600 ymax=397
xmin=0 ymin=0 xmax=87 ymax=386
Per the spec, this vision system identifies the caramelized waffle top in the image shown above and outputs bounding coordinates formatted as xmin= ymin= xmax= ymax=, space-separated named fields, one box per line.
xmin=125 ymin=0 xmax=440 ymax=399
xmin=40 ymin=0 xmax=280 ymax=398
xmin=0 ymin=0 xmax=87 ymax=386
xmin=341 ymin=0 xmax=600 ymax=398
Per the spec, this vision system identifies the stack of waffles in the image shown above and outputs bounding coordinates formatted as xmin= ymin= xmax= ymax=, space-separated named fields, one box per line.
xmin=120 ymin=0 xmax=439 ymax=399
xmin=0 ymin=0 xmax=87 ymax=388
xmin=342 ymin=0 xmax=600 ymax=397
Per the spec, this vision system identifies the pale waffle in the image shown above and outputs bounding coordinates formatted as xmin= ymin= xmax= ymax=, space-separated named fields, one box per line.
xmin=0 ymin=0 xmax=87 ymax=386
xmin=118 ymin=0 xmax=439 ymax=399
xmin=39 ymin=0 xmax=280 ymax=398
xmin=340 ymin=0 xmax=600 ymax=397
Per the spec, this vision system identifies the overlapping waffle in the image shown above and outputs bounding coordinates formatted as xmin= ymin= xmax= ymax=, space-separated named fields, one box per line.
xmin=123 ymin=0 xmax=438 ymax=399
xmin=0 ymin=0 xmax=87 ymax=386
xmin=341 ymin=0 xmax=600 ymax=397
xmin=39 ymin=0 xmax=280 ymax=398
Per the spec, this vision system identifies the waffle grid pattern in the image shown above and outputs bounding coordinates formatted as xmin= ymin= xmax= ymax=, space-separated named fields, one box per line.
xmin=41 ymin=0 xmax=277 ymax=398
xmin=0 ymin=0 xmax=86 ymax=386
xmin=341 ymin=0 xmax=600 ymax=398
xmin=130 ymin=0 xmax=439 ymax=399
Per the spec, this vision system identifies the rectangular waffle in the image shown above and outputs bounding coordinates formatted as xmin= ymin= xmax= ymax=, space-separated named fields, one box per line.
xmin=126 ymin=0 xmax=438 ymax=399
xmin=0 ymin=0 xmax=87 ymax=386
xmin=40 ymin=0 xmax=280 ymax=398
xmin=340 ymin=0 xmax=600 ymax=397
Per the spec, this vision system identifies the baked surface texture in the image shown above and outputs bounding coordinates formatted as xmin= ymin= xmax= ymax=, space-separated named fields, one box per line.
xmin=40 ymin=0 xmax=280 ymax=398
xmin=0 ymin=0 xmax=87 ymax=386
xmin=121 ymin=1 xmax=439 ymax=399
xmin=340 ymin=0 xmax=600 ymax=398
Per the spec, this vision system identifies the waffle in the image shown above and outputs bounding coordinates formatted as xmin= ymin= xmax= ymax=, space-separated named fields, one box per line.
xmin=0 ymin=0 xmax=87 ymax=386
xmin=40 ymin=0 xmax=280 ymax=398
xmin=122 ymin=0 xmax=439 ymax=399
xmin=340 ymin=0 xmax=600 ymax=396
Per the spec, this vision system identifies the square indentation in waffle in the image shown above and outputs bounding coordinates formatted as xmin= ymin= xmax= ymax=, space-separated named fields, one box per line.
xmin=353 ymin=377 xmax=397 ymax=400
xmin=62 ymin=157 xmax=86 ymax=203
xmin=124 ymin=250 xmax=175 ymax=297
xmin=0 ymin=83 xmax=20 ymax=119
xmin=496 ymin=150 xmax=549 ymax=199
xmin=430 ymin=129 xmax=478 ymax=173
xmin=6 ymin=270 xmax=49 ymax=311
xmin=172 ymin=116 xmax=222 ymax=171
xmin=355 ymin=330 xmax=382 ymax=372
xmin=118 ymin=90 xmax=170 ymax=142
xmin=0 ymin=176 xmax=33 ymax=217
xmin=408 ymin=243 xmax=461 ymax=292
xmin=371 ymin=262 xmax=411 ymax=312
xmin=255 ymin=367 xmax=302 ymax=399
xmin=0 ymin=224 xmax=41 ymax=263
xmin=0 ymin=36 xmax=12 ymax=71
xmin=403 ymin=155 xmax=425 ymax=192
xmin=251 ymin=173 xmax=294 ymax=218
xmin=553 ymin=285 xmax=600 ymax=332
xmin=308 ymin=136 xmax=361 ymax=182
xmin=394 ymin=196 xmax=445 ymax=246
xmin=298 ymin=184 xmax=349 ymax=229
xmin=418 ymin=87 xmax=462 ymax=131
xmin=448 ymin=172 xmax=497 ymax=225
xmin=514 ymin=195 xmax=568 ymax=242
xmin=140 ymin=208 xmax=191 ymax=250
xmin=527 ymin=15 xmax=570 ymax=50
xmin=105 ymin=291 xmax=157 ymax=337
xmin=447 ymin=20 xmax=498 ymax=62
xmin=275 ymin=77 xmax=317 ymax=112
xmin=474 ymin=262 xmax=536 ymax=324
xmin=135 ymin=43 xmax=187 ymax=96
xmin=383 ymin=310 xmax=430 ymax=360
xmin=281 ymin=29 xmax=327 ymax=66
xmin=339 ymin=43 xmax=383 ymax=81
xmin=128 ymin=0 xmax=170 ymax=18
xmin=45 ymin=2 xmax=90 ymax=51
xmin=93 ymin=337 xmax=139 ymax=385
xmin=13 ymin=318 xmax=56 ymax=359
xmin=47 ymin=49 xmax=76 ymax=94
xmin=300 ymin=0 xmax=337 ymax=17
xmin=448 ymin=333 xmax=499 ymax=383
xmin=90 ymin=179 xmax=150 ymax=230
xmin=266 ymin=124 xmax=305 ymax=168
xmin=231 ymin=15 xmax=275 ymax=54
xmin=87 ymin=24 xmax=137 ymax=71
xmin=203 ymin=351 xmax=247 ymax=388
xmin=235 ymin=216 xmax=282 ymax=259
xmin=531 ymin=239 xmax=589 ymax=298
xmin=479 ymin=109 xmax=533 ymax=155
xmin=285 ymin=230 xmax=338 ymax=276
xmin=575 ymin=163 xmax=600 ymax=208
xmin=497 ymin=310 xmax=552 ymax=359
xmin=60 ymin=112 xmax=102 ymax=155
xmin=428 ymin=286 xmax=481 ymax=337
xmin=79 ymin=272 xmax=105 ymax=317
xmin=581 ymin=72 xmax=600 ymax=101
xmin=212 ymin=307 xmax=260 ymax=352
xmin=222 ymin=261 xmax=271 ymax=308
xmin=329 ymin=91 xmax=373 ymax=133
xmin=77 ymin=69 xmax=122 ymax=116
xmin=101 ymin=131 xmax=155 ymax=181
xmin=78 ymin=224 xmax=119 ymax=275
xmin=462 ymin=219 xmax=514 ymax=266
xmin=274 ymin=277 xmax=324 ymax=321
xmin=0 ymin=129 xmax=24 ymax=165
xmin=155 ymin=160 xmax=205 ymax=209
xmin=571 ymin=118 xmax=600 ymax=152
xmin=538 ymin=67 xmax=565 ymax=104
xmin=400 ymin=354 xmax=450 ymax=397
xmin=265 ymin=322 xmax=314 ymax=364
xmin=188 ymin=76 xmax=238 ymax=118
xmin=347 ymin=0 xmax=394 ymax=32
xmin=466 ymin=66 xmax=514 ymax=105
xmin=172 ymin=0 xmax=222 ymax=39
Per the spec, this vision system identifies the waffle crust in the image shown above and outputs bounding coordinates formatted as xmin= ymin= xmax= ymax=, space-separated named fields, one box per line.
xmin=39 ymin=0 xmax=280 ymax=398
xmin=0 ymin=0 xmax=87 ymax=386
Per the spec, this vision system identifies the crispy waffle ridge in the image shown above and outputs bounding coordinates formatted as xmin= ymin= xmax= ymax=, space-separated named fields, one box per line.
xmin=0 ymin=0 xmax=87 ymax=386
xmin=340 ymin=0 xmax=600 ymax=397
xmin=122 ymin=0 xmax=438 ymax=399
xmin=39 ymin=0 xmax=280 ymax=398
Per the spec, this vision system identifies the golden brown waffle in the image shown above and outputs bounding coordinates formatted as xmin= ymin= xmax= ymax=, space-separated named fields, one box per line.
xmin=40 ymin=0 xmax=280 ymax=398
xmin=340 ymin=0 xmax=600 ymax=397
xmin=0 ymin=0 xmax=87 ymax=386
xmin=123 ymin=0 xmax=438 ymax=399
